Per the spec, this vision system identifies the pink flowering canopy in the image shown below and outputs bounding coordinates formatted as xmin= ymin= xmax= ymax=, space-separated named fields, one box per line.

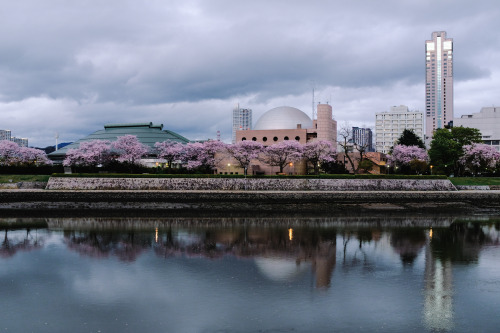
xmin=459 ymin=143 xmax=500 ymax=174
xmin=260 ymin=140 xmax=304 ymax=173
xmin=302 ymin=140 xmax=336 ymax=174
xmin=183 ymin=140 xmax=227 ymax=170
xmin=154 ymin=140 xmax=184 ymax=166
xmin=226 ymin=140 xmax=264 ymax=171
xmin=0 ymin=140 xmax=52 ymax=166
xmin=389 ymin=144 xmax=428 ymax=166
xmin=63 ymin=140 xmax=111 ymax=167
xmin=110 ymin=135 xmax=149 ymax=164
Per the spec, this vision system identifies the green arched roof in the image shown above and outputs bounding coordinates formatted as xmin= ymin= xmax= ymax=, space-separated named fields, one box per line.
xmin=49 ymin=122 xmax=191 ymax=161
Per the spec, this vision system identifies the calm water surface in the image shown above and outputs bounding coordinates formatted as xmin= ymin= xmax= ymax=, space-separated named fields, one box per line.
xmin=1 ymin=216 xmax=500 ymax=333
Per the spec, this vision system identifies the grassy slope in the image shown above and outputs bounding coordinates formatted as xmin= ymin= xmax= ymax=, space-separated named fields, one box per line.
xmin=0 ymin=175 xmax=51 ymax=183
xmin=449 ymin=177 xmax=500 ymax=186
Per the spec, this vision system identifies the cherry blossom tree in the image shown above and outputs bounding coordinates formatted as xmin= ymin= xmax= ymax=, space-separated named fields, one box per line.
xmin=260 ymin=140 xmax=303 ymax=173
xmin=183 ymin=140 xmax=227 ymax=171
xmin=110 ymin=135 xmax=149 ymax=164
xmin=17 ymin=147 xmax=52 ymax=166
xmin=459 ymin=143 xmax=500 ymax=176
xmin=63 ymin=140 xmax=111 ymax=167
xmin=302 ymin=140 xmax=336 ymax=175
xmin=0 ymin=140 xmax=52 ymax=166
xmin=226 ymin=141 xmax=264 ymax=175
xmin=0 ymin=140 xmax=22 ymax=165
xmin=389 ymin=144 xmax=428 ymax=174
xmin=154 ymin=140 xmax=184 ymax=168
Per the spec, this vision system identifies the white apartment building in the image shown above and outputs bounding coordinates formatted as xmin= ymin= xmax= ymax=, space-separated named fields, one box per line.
xmin=0 ymin=129 xmax=12 ymax=141
xmin=375 ymin=105 xmax=424 ymax=154
xmin=453 ymin=106 xmax=500 ymax=151
xmin=232 ymin=105 xmax=252 ymax=144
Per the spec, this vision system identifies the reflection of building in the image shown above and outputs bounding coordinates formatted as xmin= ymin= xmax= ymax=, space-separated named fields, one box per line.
xmin=375 ymin=105 xmax=424 ymax=153
xmin=453 ymin=106 xmax=500 ymax=151
xmin=423 ymin=236 xmax=454 ymax=331
xmin=232 ymin=105 xmax=252 ymax=144
xmin=234 ymin=104 xmax=337 ymax=175
xmin=425 ymin=31 xmax=454 ymax=140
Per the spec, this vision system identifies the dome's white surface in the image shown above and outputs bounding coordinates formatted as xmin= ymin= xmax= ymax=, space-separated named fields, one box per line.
xmin=254 ymin=257 xmax=311 ymax=282
xmin=254 ymin=106 xmax=312 ymax=130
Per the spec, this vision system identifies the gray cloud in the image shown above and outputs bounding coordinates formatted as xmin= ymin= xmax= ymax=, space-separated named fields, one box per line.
xmin=1 ymin=0 xmax=500 ymax=146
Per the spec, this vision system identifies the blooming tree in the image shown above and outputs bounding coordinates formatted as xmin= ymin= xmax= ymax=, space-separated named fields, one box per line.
xmin=110 ymin=135 xmax=149 ymax=164
xmin=0 ymin=140 xmax=52 ymax=166
xmin=63 ymin=140 xmax=111 ymax=167
xmin=154 ymin=140 xmax=184 ymax=167
xmin=183 ymin=140 xmax=227 ymax=171
xmin=302 ymin=140 xmax=336 ymax=174
xmin=226 ymin=141 xmax=264 ymax=175
xmin=389 ymin=144 xmax=428 ymax=174
xmin=0 ymin=140 xmax=22 ymax=165
xmin=459 ymin=143 xmax=500 ymax=176
xmin=260 ymin=140 xmax=303 ymax=173
xmin=17 ymin=147 xmax=53 ymax=166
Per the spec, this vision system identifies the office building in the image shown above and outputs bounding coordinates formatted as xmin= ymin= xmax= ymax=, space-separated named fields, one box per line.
xmin=352 ymin=127 xmax=373 ymax=152
xmin=453 ymin=106 xmax=500 ymax=151
xmin=425 ymin=31 xmax=454 ymax=140
xmin=0 ymin=129 xmax=12 ymax=141
xmin=232 ymin=105 xmax=252 ymax=144
xmin=375 ymin=105 xmax=424 ymax=154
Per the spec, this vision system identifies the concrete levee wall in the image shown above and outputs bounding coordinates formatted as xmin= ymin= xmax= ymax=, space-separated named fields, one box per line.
xmin=46 ymin=177 xmax=457 ymax=191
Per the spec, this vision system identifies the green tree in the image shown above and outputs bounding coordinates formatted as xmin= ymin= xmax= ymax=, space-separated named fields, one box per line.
xmin=395 ymin=129 xmax=426 ymax=149
xmin=428 ymin=127 xmax=482 ymax=176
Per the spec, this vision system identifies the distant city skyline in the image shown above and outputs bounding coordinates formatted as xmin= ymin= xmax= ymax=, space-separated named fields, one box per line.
xmin=1 ymin=1 xmax=499 ymax=147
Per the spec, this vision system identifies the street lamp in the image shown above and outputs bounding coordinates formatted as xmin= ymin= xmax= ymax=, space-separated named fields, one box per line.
xmin=430 ymin=165 xmax=433 ymax=175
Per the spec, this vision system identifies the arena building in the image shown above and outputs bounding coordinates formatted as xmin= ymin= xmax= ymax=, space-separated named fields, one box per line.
xmin=48 ymin=122 xmax=190 ymax=164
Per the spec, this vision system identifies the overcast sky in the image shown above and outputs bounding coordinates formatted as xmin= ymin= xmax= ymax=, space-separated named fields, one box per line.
xmin=1 ymin=0 xmax=499 ymax=147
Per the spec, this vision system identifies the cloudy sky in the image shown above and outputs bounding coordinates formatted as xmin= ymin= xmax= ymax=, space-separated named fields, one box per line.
xmin=1 ymin=0 xmax=499 ymax=147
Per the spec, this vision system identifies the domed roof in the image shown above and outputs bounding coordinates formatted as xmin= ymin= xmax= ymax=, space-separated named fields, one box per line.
xmin=254 ymin=106 xmax=312 ymax=130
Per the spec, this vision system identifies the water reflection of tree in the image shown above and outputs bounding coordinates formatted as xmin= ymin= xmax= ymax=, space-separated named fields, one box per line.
xmin=0 ymin=229 xmax=43 ymax=258
xmin=64 ymin=231 xmax=152 ymax=262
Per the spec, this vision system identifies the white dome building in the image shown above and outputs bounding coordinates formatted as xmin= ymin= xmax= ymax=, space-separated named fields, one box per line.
xmin=254 ymin=106 xmax=313 ymax=130
xmin=231 ymin=103 xmax=337 ymax=175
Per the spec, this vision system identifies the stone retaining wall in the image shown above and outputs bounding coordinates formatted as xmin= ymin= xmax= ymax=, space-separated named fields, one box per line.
xmin=46 ymin=177 xmax=458 ymax=191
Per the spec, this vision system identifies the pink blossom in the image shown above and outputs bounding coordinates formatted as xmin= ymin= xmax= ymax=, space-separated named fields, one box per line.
xmin=389 ymin=145 xmax=428 ymax=166
xmin=110 ymin=135 xmax=149 ymax=164
xmin=459 ymin=143 xmax=500 ymax=174
xmin=154 ymin=140 xmax=184 ymax=166
xmin=183 ymin=140 xmax=227 ymax=170
xmin=260 ymin=140 xmax=303 ymax=173
xmin=63 ymin=140 xmax=111 ymax=167
xmin=226 ymin=141 xmax=264 ymax=172
xmin=0 ymin=140 xmax=52 ymax=166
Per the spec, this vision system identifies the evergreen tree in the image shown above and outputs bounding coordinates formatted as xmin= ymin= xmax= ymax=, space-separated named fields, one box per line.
xmin=395 ymin=129 xmax=425 ymax=149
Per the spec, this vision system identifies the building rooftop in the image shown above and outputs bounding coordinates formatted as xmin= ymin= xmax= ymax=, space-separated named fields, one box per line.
xmin=48 ymin=122 xmax=190 ymax=161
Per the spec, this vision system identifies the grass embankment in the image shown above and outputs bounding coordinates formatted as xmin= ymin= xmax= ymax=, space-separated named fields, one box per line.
xmin=0 ymin=175 xmax=51 ymax=183
xmin=449 ymin=177 xmax=500 ymax=186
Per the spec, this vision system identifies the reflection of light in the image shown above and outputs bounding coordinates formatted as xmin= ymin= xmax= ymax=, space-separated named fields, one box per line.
xmin=155 ymin=228 xmax=158 ymax=243
xmin=429 ymin=228 xmax=433 ymax=239
xmin=289 ymin=228 xmax=293 ymax=241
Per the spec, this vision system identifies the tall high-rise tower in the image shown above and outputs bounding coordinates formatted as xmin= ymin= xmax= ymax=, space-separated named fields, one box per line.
xmin=232 ymin=104 xmax=252 ymax=144
xmin=425 ymin=31 xmax=453 ymax=140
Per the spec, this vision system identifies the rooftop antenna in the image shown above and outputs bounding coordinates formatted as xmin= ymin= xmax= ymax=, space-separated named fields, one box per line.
xmin=55 ymin=132 xmax=59 ymax=151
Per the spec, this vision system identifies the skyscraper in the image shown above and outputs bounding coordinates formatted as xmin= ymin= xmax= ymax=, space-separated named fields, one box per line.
xmin=425 ymin=31 xmax=453 ymax=140
xmin=352 ymin=127 xmax=373 ymax=152
xmin=232 ymin=105 xmax=252 ymax=144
